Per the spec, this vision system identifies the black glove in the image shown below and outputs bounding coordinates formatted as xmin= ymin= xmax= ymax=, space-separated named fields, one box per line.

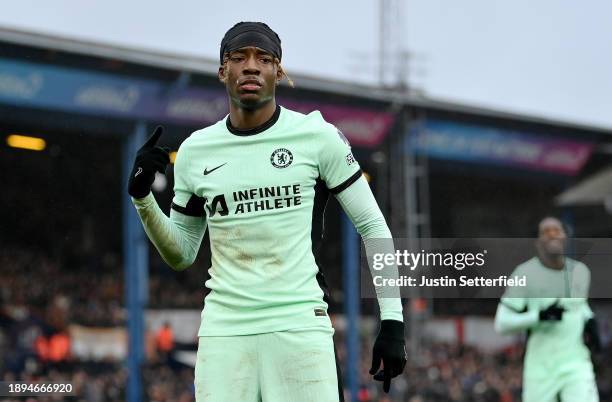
xmin=369 ymin=320 xmax=407 ymax=393
xmin=127 ymin=126 xmax=170 ymax=199
xmin=539 ymin=302 xmax=565 ymax=321
xmin=583 ymin=318 xmax=602 ymax=354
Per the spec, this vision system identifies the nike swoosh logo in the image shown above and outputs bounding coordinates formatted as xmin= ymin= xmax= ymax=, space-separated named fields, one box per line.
xmin=134 ymin=167 xmax=143 ymax=177
xmin=203 ymin=163 xmax=227 ymax=175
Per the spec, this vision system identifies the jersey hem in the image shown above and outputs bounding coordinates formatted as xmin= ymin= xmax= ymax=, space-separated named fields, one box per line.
xmin=197 ymin=320 xmax=333 ymax=337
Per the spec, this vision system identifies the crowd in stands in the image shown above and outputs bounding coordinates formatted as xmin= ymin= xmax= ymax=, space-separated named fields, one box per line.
xmin=1 ymin=246 xmax=611 ymax=401
xmin=331 ymin=330 xmax=527 ymax=402
xmin=0 ymin=247 xmax=205 ymax=327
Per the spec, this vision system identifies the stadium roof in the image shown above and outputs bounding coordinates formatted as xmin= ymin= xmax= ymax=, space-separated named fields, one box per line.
xmin=1 ymin=25 xmax=611 ymax=135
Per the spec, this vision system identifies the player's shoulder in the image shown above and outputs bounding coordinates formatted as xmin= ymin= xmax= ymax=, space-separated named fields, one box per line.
xmin=513 ymin=257 xmax=540 ymax=275
xmin=281 ymin=106 xmax=337 ymax=134
xmin=568 ymin=258 xmax=590 ymax=274
xmin=282 ymin=107 xmax=352 ymax=152
xmin=179 ymin=119 xmax=227 ymax=148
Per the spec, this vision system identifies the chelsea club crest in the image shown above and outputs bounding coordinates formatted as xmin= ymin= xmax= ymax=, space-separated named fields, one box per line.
xmin=270 ymin=148 xmax=293 ymax=168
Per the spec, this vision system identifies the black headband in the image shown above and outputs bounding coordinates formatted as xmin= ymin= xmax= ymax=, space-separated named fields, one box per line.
xmin=220 ymin=22 xmax=282 ymax=64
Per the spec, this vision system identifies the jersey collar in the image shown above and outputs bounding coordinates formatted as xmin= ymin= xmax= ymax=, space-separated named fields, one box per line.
xmin=226 ymin=104 xmax=281 ymax=136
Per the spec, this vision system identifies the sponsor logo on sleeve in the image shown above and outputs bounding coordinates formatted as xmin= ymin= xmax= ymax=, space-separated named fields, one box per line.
xmin=314 ymin=308 xmax=327 ymax=317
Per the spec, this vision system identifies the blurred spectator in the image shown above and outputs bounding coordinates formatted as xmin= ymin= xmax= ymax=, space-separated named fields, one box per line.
xmin=156 ymin=322 xmax=175 ymax=363
xmin=156 ymin=322 xmax=175 ymax=353
xmin=35 ymin=330 xmax=71 ymax=363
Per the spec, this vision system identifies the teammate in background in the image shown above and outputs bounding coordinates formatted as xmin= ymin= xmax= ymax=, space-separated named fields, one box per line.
xmin=494 ymin=217 xmax=601 ymax=402
xmin=127 ymin=22 xmax=406 ymax=402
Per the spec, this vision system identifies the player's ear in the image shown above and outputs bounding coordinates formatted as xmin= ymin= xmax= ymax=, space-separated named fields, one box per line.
xmin=275 ymin=62 xmax=294 ymax=87
xmin=218 ymin=66 xmax=227 ymax=83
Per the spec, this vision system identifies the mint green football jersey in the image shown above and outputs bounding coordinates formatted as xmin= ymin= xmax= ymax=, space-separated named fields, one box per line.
xmin=171 ymin=105 xmax=362 ymax=336
xmin=502 ymin=257 xmax=594 ymax=378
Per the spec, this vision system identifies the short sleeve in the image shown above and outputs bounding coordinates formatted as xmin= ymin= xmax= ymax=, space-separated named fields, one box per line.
xmin=171 ymin=141 xmax=206 ymax=217
xmin=318 ymin=123 xmax=361 ymax=194
xmin=500 ymin=265 xmax=527 ymax=312
xmin=571 ymin=261 xmax=591 ymax=298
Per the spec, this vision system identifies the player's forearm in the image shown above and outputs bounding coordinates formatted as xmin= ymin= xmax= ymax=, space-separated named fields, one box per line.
xmin=335 ymin=176 xmax=403 ymax=322
xmin=131 ymin=193 xmax=206 ymax=270
xmin=494 ymin=302 xmax=539 ymax=334
xmin=363 ymin=238 xmax=403 ymax=321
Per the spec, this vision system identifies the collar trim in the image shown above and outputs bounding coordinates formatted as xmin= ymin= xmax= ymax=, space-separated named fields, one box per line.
xmin=226 ymin=104 xmax=281 ymax=136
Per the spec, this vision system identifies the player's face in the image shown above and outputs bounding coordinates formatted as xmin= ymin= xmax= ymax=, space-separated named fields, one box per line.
xmin=219 ymin=47 xmax=282 ymax=110
xmin=537 ymin=218 xmax=567 ymax=255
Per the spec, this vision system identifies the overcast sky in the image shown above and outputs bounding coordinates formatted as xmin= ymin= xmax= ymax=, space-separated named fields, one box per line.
xmin=1 ymin=0 xmax=611 ymax=129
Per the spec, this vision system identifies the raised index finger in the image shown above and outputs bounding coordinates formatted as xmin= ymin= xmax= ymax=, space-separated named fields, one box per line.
xmin=143 ymin=126 xmax=164 ymax=148
xmin=383 ymin=369 xmax=391 ymax=393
